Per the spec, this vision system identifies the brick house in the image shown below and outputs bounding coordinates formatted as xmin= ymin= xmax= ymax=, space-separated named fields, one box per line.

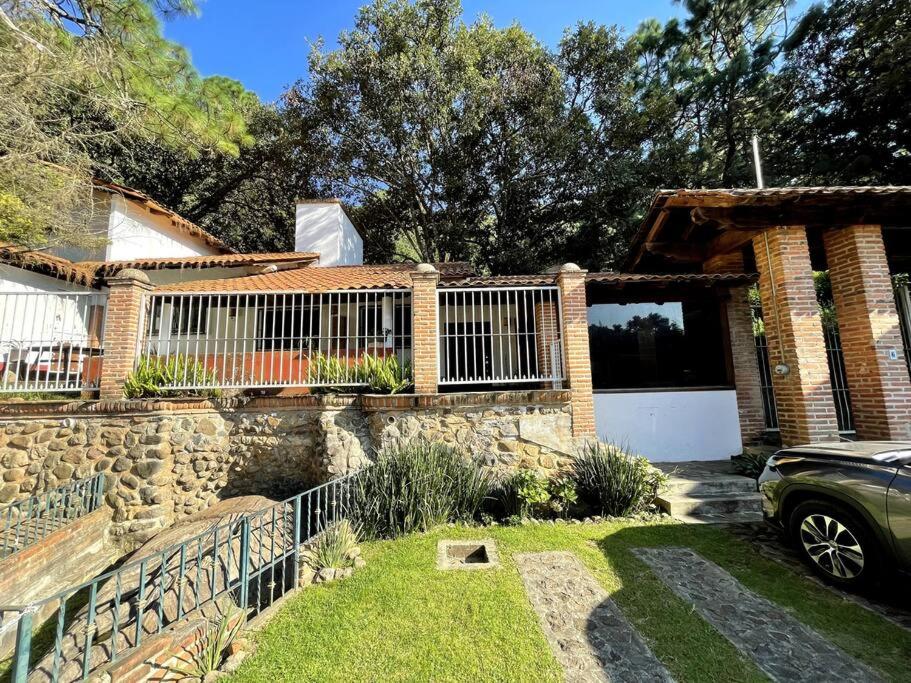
xmin=3 ymin=184 xmax=911 ymax=462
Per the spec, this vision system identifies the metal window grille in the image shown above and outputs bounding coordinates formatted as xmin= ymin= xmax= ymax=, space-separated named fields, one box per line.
xmin=823 ymin=322 xmax=855 ymax=435
xmin=0 ymin=474 xmax=105 ymax=560
xmin=437 ymin=287 xmax=563 ymax=386
xmin=0 ymin=292 xmax=106 ymax=393
xmin=140 ymin=291 xmax=412 ymax=389
xmin=3 ymin=474 xmax=356 ymax=683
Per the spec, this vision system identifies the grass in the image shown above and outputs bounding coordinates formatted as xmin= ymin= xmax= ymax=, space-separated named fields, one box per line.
xmin=230 ymin=519 xmax=911 ymax=683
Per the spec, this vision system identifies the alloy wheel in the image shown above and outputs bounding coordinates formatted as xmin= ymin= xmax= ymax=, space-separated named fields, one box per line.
xmin=799 ymin=513 xmax=865 ymax=579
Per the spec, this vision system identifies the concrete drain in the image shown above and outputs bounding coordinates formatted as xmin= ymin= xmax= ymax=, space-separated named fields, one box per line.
xmin=437 ymin=539 xmax=499 ymax=570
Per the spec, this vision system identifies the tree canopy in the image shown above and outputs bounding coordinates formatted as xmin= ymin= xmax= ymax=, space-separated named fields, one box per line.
xmin=4 ymin=0 xmax=911 ymax=272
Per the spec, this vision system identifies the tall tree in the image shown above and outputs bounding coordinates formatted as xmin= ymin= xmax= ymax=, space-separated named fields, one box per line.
xmin=288 ymin=0 xmax=640 ymax=273
xmin=631 ymin=0 xmax=797 ymax=187
xmin=772 ymin=0 xmax=911 ymax=184
xmin=0 ymin=0 xmax=253 ymax=251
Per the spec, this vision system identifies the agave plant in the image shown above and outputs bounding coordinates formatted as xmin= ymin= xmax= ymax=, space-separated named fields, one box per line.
xmin=123 ymin=355 xmax=220 ymax=398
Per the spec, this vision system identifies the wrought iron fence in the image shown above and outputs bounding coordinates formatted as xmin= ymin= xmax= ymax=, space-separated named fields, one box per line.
xmin=1 ymin=473 xmax=105 ymax=559
xmin=437 ymin=287 xmax=564 ymax=386
xmin=753 ymin=332 xmax=779 ymax=431
xmin=0 ymin=292 xmax=106 ymax=393
xmin=823 ymin=322 xmax=855 ymax=435
xmin=895 ymin=283 xmax=911 ymax=380
xmin=3 ymin=474 xmax=356 ymax=682
xmin=139 ymin=291 xmax=412 ymax=389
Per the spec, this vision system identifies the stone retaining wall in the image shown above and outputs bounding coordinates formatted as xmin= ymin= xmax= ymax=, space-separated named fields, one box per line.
xmin=0 ymin=391 xmax=575 ymax=547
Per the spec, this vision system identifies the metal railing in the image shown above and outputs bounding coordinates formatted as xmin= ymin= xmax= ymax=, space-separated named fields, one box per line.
xmin=823 ymin=322 xmax=855 ymax=435
xmin=139 ymin=291 xmax=412 ymax=389
xmin=0 ymin=292 xmax=106 ymax=394
xmin=895 ymin=283 xmax=911 ymax=380
xmin=3 ymin=474 xmax=356 ymax=682
xmin=1 ymin=473 xmax=105 ymax=559
xmin=437 ymin=287 xmax=564 ymax=386
xmin=753 ymin=332 xmax=779 ymax=431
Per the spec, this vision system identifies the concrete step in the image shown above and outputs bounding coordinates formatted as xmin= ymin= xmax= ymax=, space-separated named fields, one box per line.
xmin=671 ymin=510 xmax=764 ymax=525
xmin=657 ymin=491 xmax=763 ymax=517
xmin=663 ymin=476 xmax=757 ymax=497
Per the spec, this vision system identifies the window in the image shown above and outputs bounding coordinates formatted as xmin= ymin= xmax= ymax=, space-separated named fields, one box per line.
xmin=169 ymin=298 xmax=209 ymax=336
xmin=587 ymin=299 xmax=729 ymax=390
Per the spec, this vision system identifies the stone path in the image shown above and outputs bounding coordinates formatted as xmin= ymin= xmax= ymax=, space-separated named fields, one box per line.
xmin=515 ymin=551 xmax=674 ymax=683
xmin=634 ymin=547 xmax=884 ymax=683
xmin=726 ymin=521 xmax=911 ymax=631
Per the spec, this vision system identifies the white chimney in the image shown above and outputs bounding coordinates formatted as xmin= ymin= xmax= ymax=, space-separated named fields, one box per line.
xmin=295 ymin=200 xmax=363 ymax=266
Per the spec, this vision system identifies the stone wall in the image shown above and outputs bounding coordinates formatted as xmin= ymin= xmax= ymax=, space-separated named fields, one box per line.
xmin=0 ymin=391 xmax=574 ymax=547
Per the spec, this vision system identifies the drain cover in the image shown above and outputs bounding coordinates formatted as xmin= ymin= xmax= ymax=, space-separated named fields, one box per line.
xmin=437 ymin=539 xmax=499 ymax=570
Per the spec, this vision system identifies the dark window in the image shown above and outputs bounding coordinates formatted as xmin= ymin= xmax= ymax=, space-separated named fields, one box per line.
xmin=170 ymin=298 xmax=209 ymax=336
xmin=587 ymin=299 xmax=729 ymax=390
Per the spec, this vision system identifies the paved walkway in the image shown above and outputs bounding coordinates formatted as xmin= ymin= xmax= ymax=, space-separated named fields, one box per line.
xmin=515 ymin=551 xmax=674 ymax=683
xmin=634 ymin=547 xmax=883 ymax=682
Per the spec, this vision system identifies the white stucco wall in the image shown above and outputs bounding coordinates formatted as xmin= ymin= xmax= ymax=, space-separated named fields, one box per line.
xmin=295 ymin=203 xmax=363 ymax=266
xmin=106 ymin=197 xmax=220 ymax=261
xmin=593 ymin=390 xmax=742 ymax=462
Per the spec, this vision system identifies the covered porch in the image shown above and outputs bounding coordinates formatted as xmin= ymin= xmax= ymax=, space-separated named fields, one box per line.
xmin=626 ymin=186 xmax=911 ymax=446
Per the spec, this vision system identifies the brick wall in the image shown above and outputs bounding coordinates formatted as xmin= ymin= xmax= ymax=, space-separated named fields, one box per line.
xmin=753 ymin=229 xmax=839 ymax=444
xmin=823 ymin=225 xmax=911 ymax=439
xmin=410 ymin=266 xmax=440 ymax=394
xmin=556 ymin=265 xmax=595 ymax=437
xmin=703 ymin=251 xmax=766 ymax=445
xmin=534 ymin=300 xmax=560 ymax=381
xmin=99 ymin=270 xmax=152 ymax=398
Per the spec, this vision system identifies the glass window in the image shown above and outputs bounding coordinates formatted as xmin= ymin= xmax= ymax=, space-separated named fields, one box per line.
xmin=587 ymin=299 xmax=729 ymax=390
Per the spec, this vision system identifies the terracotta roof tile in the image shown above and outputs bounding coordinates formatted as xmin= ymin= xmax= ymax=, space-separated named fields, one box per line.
xmin=586 ymin=271 xmax=756 ymax=285
xmin=93 ymin=180 xmax=235 ymax=254
xmin=79 ymin=252 xmax=319 ymax=275
xmin=440 ymin=274 xmax=557 ymax=287
xmin=0 ymin=245 xmax=97 ymax=287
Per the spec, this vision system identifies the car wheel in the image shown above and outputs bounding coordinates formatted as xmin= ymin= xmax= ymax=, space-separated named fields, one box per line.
xmin=789 ymin=500 xmax=879 ymax=588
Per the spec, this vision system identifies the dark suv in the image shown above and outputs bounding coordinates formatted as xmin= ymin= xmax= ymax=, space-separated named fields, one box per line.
xmin=759 ymin=441 xmax=911 ymax=587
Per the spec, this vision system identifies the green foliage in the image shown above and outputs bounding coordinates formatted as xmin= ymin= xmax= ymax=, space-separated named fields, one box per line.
xmin=508 ymin=469 xmax=552 ymax=518
xmin=309 ymin=353 xmax=413 ymax=394
xmin=174 ymin=605 xmax=245 ymax=678
xmin=123 ymin=356 xmax=220 ymax=399
xmin=0 ymin=0 xmax=255 ymax=250
xmin=351 ymin=441 xmax=494 ymax=539
xmin=571 ymin=442 xmax=667 ymax=517
xmin=548 ymin=476 xmax=579 ymax=518
xmin=732 ymin=451 xmax=769 ymax=480
xmin=308 ymin=520 xmax=360 ymax=570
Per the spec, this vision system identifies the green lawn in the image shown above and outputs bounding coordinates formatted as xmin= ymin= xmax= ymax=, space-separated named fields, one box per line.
xmin=231 ymin=519 xmax=911 ymax=682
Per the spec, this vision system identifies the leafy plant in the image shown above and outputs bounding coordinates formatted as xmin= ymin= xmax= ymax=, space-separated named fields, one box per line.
xmin=123 ymin=356 xmax=221 ymax=399
xmin=571 ymin=442 xmax=667 ymax=517
xmin=309 ymin=353 xmax=412 ymax=394
xmin=548 ymin=476 xmax=578 ymax=518
xmin=508 ymin=469 xmax=551 ymax=518
xmin=174 ymin=605 xmax=245 ymax=678
xmin=732 ymin=450 xmax=769 ymax=480
xmin=351 ymin=441 xmax=494 ymax=539
xmin=309 ymin=520 xmax=360 ymax=570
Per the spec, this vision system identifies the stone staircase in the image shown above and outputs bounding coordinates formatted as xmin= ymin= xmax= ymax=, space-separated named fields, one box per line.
xmin=653 ymin=460 xmax=763 ymax=524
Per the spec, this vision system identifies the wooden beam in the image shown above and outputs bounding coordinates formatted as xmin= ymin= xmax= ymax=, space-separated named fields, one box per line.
xmin=705 ymin=228 xmax=758 ymax=258
xmin=644 ymin=242 xmax=707 ymax=262
xmin=628 ymin=209 xmax=670 ymax=270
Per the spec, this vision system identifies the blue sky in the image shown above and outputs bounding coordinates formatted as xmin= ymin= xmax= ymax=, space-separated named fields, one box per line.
xmin=164 ymin=0 xmax=813 ymax=102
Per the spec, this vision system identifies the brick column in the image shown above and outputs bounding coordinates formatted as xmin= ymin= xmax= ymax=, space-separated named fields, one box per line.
xmin=703 ymin=252 xmax=766 ymax=445
xmin=823 ymin=225 xmax=911 ymax=440
xmin=753 ymin=229 xmax=839 ymax=444
xmin=534 ymin=300 xmax=559 ymax=382
xmin=410 ymin=264 xmax=440 ymax=394
xmin=556 ymin=263 xmax=595 ymax=437
xmin=99 ymin=269 xmax=152 ymax=398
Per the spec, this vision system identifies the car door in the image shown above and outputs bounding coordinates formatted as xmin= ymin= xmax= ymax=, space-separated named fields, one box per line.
xmin=886 ymin=464 xmax=911 ymax=567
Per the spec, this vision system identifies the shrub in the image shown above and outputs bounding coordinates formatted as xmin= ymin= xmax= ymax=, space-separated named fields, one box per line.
xmin=309 ymin=353 xmax=412 ymax=394
xmin=732 ymin=450 xmax=769 ymax=480
xmin=172 ymin=605 xmax=244 ymax=678
xmin=351 ymin=441 xmax=494 ymax=539
xmin=548 ymin=476 xmax=578 ymax=518
xmin=308 ymin=520 xmax=360 ymax=569
xmin=123 ymin=356 xmax=220 ymax=399
xmin=571 ymin=442 xmax=666 ymax=517
xmin=501 ymin=469 xmax=550 ymax=517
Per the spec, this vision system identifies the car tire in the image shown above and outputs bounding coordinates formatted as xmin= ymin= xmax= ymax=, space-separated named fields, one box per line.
xmin=789 ymin=499 xmax=880 ymax=588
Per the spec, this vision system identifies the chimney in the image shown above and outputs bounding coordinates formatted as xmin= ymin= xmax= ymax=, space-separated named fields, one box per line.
xmin=294 ymin=199 xmax=363 ymax=267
